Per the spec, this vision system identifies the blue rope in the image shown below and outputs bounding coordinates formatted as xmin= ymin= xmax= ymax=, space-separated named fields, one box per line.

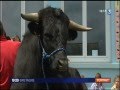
xmin=43 ymin=48 xmax=66 ymax=60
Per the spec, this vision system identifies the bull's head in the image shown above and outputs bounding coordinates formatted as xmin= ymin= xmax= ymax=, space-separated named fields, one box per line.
xmin=21 ymin=7 xmax=92 ymax=72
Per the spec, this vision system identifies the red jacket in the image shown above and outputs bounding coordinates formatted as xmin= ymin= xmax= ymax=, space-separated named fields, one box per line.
xmin=0 ymin=35 xmax=21 ymax=90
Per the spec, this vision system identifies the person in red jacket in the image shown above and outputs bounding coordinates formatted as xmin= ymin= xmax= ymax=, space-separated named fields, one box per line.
xmin=0 ymin=21 xmax=21 ymax=90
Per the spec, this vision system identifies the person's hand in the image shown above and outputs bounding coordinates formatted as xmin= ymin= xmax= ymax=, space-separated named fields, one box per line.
xmin=11 ymin=35 xmax=21 ymax=42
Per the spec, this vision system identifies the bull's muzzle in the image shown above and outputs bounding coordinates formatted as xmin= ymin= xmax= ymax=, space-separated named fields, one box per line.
xmin=57 ymin=60 xmax=68 ymax=72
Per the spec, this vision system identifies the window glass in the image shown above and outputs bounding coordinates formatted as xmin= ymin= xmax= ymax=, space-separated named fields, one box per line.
xmin=0 ymin=1 xmax=1 ymax=20
xmin=87 ymin=1 xmax=106 ymax=56
xmin=64 ymin=1 xmax=82 ymax=55
xmin=2 ymin=1 xmax=21 ymax=38
xmin=25 ymin=1 xmax=44 ymax=32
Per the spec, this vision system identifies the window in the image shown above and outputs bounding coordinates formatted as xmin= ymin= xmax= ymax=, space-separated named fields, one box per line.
xmin=25 ymin=1 xmax=44 ymax=32
xmin=21 ymin=1 xmax=44 ymax=40
xmin=0 ymin=1 xmax=44 ymax=40
xmin=64 ymin=1 xmax=82 ymax=56
xmin=0 ymin=2 xmax=1 ymax=20
xmin=0 ymin=1 xmax=111 ymax=63
xmin=63 ymin=1 xmax=111 ymax=62
xmin=1 ymin=1 xmax=21 ymax=38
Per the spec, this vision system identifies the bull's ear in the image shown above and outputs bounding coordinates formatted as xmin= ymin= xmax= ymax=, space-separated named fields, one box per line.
xmin=28 ymin=22 xmax=41 ymax=35
xmin=68 ymin=29 xmax=77 ymax=41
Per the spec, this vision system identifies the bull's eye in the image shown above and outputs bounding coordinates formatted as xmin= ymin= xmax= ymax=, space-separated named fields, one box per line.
xmin=44 ymin=33 xmax=53 ymax=40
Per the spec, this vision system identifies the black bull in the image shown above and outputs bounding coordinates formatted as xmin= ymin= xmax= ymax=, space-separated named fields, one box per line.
xmin=11 ymin=7 xmax=91 ymax=90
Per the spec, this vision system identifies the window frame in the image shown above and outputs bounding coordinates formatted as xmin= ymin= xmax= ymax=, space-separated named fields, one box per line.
xmin=62 ymin=1 xmax=111 ymax=63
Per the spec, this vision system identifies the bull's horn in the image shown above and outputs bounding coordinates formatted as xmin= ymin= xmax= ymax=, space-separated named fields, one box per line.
xmin=21 ymin=13 xmax=39 ymax=22
xmin=69 ymin=20 xmax=92 ymax=31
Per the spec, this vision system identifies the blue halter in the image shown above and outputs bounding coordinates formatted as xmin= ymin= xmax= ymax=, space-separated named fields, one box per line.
xmin=43 ymin=48 xmax=66 ymax=60
xmin=38 ymin=36 xmax=66 ymax=60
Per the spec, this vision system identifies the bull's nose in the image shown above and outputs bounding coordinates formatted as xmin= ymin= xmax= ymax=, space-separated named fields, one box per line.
xmin=57 ymin=60 xmax=68 ymax=72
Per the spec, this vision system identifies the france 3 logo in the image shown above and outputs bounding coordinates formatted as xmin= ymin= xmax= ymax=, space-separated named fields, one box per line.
xmin=99 ymin=9 xmax=112 ymax=15
xmin=12 ymin=79 xmax=19 ymax=83
xmin=12 ymin=78 xmax=35 ymax=83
